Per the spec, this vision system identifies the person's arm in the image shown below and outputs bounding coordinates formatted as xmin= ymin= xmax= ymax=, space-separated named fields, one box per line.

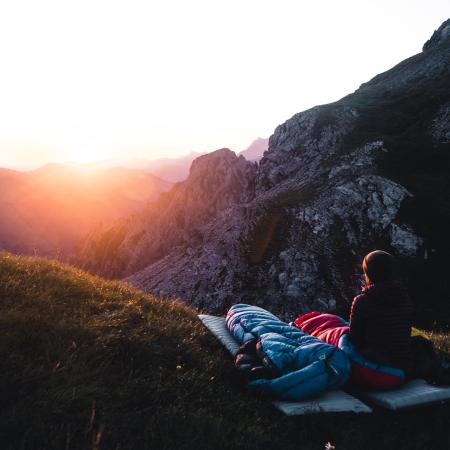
xmin=349 ymin=294 xmax=367 ymax=349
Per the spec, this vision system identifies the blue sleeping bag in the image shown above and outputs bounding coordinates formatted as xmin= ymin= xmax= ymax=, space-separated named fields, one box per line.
xmin=226 ymin=304 xmax=351 ymax=401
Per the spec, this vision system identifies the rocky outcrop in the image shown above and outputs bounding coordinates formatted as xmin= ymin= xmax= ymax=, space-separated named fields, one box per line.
xmin=82 ymin=20 xmax=450 ymax=324
xmin=423 ymin=19 xmax=450 ymax=51
xmin=77 ymin=149 xmax=257 ymax=278
xmin=128 ymin=139 xmax=427 ymax=318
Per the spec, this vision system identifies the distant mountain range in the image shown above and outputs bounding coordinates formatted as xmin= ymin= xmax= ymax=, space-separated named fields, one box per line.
xmin=239 ymin=137 xmax=268 ymax=161
xmin=77 ymin=19 xmax=450 ymax=325
xmin=0 ymin=164 xmax=172 ymax=258
xmin=121 ymin=152 xmax=205 ymax=183
xmin=118 ymin=138 xmax=267 ymax=182
xmin=0 ymin=135 xmax=267 ymax=259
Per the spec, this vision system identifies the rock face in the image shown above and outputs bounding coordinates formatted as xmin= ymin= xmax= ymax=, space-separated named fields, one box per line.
xmin=423 ymin=18 xmax=450 ymax=51
xmin=80 ymin=20 xmax=450 ymax=324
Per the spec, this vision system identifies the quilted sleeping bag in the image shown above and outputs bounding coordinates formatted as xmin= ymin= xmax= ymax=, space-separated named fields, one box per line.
xmin=226 ymin=304 xmax=351 ymax=401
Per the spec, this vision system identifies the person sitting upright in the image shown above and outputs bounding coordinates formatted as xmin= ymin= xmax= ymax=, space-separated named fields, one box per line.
xmin=349 ymin=250 xmax=413 ymax=375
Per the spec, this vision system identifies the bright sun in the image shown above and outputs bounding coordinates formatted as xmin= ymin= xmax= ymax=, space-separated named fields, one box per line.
xmin=68 ymin=146 xmax=107 ymax=164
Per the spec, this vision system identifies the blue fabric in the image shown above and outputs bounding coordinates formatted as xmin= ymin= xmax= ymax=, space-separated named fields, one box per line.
xmin=226 ymin=304 xmax=351 ymax=401
xmin=339 ymin=334 xmax=406 ymax=379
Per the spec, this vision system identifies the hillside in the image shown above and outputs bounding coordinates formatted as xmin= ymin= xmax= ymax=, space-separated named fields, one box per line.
xmin=76 ymin=20 xmax=450 ymax=326
xmin=0 ymin=164 xmax=171 ymax=259
xmin=0 ymin=253 xmax=449 ymax=450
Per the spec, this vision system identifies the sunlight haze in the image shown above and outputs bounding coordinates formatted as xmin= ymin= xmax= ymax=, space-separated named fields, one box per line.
xmin=0 ymin=0 xmax=448 ymax=169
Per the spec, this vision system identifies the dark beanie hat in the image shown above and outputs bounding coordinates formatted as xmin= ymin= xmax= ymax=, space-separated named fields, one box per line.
xmin=363 ymin=250 xmax=394 ymax=283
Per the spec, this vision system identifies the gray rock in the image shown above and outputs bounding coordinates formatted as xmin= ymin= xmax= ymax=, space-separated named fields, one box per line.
xmin=431 ymin=103 xmax=450 ymax=144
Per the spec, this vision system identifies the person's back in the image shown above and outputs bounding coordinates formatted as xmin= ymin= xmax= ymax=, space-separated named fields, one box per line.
xmin=349 ymin=251 xmax=413 ymax=374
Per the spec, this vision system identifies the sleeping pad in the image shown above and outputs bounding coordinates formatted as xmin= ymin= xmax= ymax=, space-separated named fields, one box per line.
xmin=226 ymin=304 xmax=351 ymax=401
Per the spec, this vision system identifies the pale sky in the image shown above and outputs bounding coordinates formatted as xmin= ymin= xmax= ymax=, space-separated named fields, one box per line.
xmin=0 ymin=0 xmax=449 ymax=169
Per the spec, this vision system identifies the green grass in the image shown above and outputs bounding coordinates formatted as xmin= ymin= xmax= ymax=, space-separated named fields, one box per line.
xmin=1 ymin=252 xmax=449 ymax=450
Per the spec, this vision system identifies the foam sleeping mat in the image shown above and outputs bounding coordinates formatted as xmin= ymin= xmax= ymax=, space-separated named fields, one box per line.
xmin=198 ymin=314 xmax=372 ymax=415
xmin=356 ymin=379 xmax=450 ymax=410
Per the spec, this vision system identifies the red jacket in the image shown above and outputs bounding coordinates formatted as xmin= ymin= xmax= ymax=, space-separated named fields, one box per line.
xmin=349 ymin=280 xmax=413 ymax=373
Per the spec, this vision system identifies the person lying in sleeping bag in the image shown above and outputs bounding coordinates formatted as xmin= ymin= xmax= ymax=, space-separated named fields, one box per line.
xmin=295 ymin=250 xmax=413 ymax=390
xmin=226 ymin=304 xmax=351 ymax=401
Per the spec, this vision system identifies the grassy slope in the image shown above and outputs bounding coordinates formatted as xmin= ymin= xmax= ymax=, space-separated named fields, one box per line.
xmin=0 ymin=253 xmax=449 ymax=450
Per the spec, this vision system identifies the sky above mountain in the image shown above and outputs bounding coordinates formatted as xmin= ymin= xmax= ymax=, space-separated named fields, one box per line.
xmin=0 ymin=0 xmax=449 ymax=169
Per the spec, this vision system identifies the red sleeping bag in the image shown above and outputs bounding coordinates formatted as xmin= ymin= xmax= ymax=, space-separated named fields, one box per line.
xmin=294 ymin=312 xmax=405 ymax=390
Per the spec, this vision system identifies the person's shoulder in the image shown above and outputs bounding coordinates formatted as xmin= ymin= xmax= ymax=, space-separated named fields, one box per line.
xmin=351 ymin=289 xmax=372 ymax=310
xmin=353 ymin=284 xmax=375 ymax=302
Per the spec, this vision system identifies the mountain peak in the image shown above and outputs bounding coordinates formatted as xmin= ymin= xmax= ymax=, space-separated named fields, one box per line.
xmin=423 ymin=18 xmax=450 ymax=51
xmin=189 ymin=148 xmax=239 ymax=177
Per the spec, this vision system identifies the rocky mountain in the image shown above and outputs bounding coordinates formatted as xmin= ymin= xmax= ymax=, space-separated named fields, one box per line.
xmin=79 ymin=20 xmax=450 ymax=324
xmin=114 ymin=136 xmax=267 ymax=184
xmin=239 ymin=137 xmax=269 ymax=161
xmin=0 ymin=164 xmax=172 ymax=258
xmin=76 ymin=149 xmax=257 ymax=277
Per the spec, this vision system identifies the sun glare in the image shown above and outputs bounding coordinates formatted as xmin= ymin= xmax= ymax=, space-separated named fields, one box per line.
xmin=68 ymin=146 xmax=107 ymax=164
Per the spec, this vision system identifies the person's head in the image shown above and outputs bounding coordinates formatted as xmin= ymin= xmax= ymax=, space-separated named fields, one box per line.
xmin=362 ymin=250 xmax=394 ymax=285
